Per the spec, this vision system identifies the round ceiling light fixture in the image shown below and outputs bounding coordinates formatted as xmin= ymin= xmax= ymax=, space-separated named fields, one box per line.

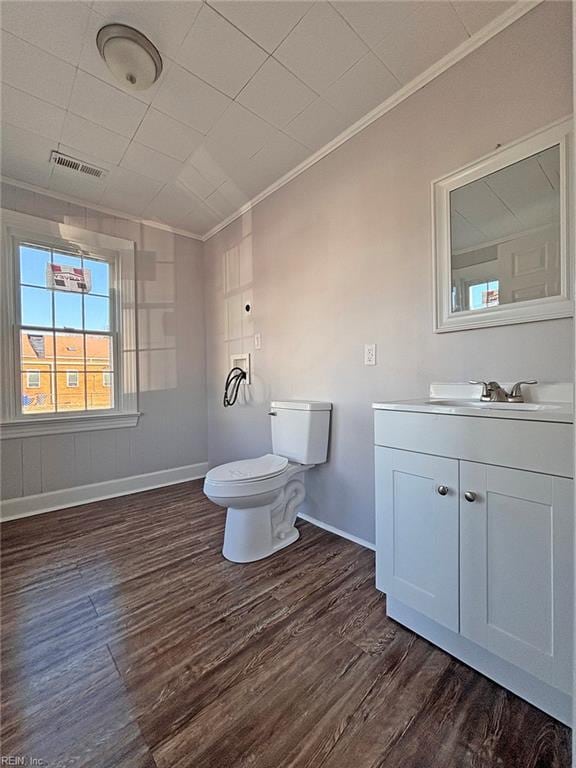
xmin=96 ymin=24 xmax=162 ymax=91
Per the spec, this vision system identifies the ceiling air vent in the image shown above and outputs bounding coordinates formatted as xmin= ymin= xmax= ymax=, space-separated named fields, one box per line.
xmin=50 ymin=151 xmax=108 ymax=180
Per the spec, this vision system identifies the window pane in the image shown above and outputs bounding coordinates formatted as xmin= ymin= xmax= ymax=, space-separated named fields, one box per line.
xmin=55 ymin=332 xmax=84 ymax=369
xmin=55 ymin=369 xmax=85 ymax=412
xmin=86 ymin=259 xmax=110 ymax=296
xmin=21 ymin=370 xmax=55 ymax=414
xmin=85 ymin=295 xmax=110 ymax=331
xmin=21 ymin=286 xmax=53 ymax=327
xmin=20 ymin=245 xmax=51 ymax=287
xmin=53 ymin=252 xmax=82 ymax=270
xmin=87 ymin=372 xmax=114 ymax=410
xmin=55 ymin=291 xmax=83 ymax=330
xmin=86 ymin=335 xmax=113 ymax=410
xmin=21 ymin=330 xmax=53 ymax=367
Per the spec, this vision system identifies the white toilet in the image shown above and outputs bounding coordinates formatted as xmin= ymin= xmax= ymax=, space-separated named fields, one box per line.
xmin=203 ymin=400 xmax=332 ymax=563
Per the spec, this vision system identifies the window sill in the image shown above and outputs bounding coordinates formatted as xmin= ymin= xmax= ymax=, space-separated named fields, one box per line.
xmin=0 ymin=411 xmax=140 ymax=439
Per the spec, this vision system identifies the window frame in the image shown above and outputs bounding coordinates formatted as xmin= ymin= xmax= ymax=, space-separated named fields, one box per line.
xmin=1 ymin=210 xmax=139 ymax=439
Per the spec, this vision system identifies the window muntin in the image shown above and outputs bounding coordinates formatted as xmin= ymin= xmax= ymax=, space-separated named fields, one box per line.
xmin=17 ymin=242 xmax=115 ymax=416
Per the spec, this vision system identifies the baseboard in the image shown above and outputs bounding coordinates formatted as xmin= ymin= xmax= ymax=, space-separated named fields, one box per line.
xmin=0 ymin=462 xmax=209 ymax=521
xmin=297 ymin=512 xmax=375 ymax=551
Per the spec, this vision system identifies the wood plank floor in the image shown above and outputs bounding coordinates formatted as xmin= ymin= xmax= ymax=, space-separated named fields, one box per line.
xmin=1 ymin=480 xmax=571 ymax=768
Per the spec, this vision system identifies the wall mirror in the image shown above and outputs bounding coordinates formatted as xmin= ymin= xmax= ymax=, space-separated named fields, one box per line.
xmin=433 ymin=119 xmax=572 ymax=332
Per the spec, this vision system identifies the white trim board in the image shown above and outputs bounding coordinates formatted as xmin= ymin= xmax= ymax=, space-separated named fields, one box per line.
xmin=298 ymin=512 xmax=375 ymax=552
xmin=2 ymin=1 xmax=542 ymax=245
xmin=0 ymin=461 xmax=208 ymax=521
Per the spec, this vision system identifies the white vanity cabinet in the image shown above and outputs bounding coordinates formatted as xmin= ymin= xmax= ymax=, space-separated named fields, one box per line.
xmin=373 ymin=396 xmax=574 ymax=725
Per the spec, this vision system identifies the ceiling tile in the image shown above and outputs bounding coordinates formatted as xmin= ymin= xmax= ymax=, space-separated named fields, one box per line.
xmin=69 ymin=71 xmax=148 ymax=137
xmin=323 ymin=52 xmax=400 ymax=122
xmin=250 ymin=131 xmax=309 ymax=183
xmin=2 ymin=84 xmax=66 ymax=142
xmin=186 ymin=145 xmax=231 ymax=190
xmin=236 ymin=57 xmax=316 ymax=128
xmin=152 ymin=63 xmax=231 ymax=135
xmin=371 ymin=2 xmax=468 ymax=84
xmin=1 ymin=122 xmax=54 ymax=187
xmin=134 ymin=109 xmax=203 ymax=161
xmin=143 ymin=182 xmax=198 ymax=227
xmin=49 ymin=164 xmax=107 ymax=204
xmin=177 ymin=161 xmax=220 ymax=200
xmin=274 ymin=3 xmax=367 ymax=92
xmin=179 ymin=202 xmax=220 ymax=236
xmin=452 ymin=1 xmax=514 ymax=35
xmin=207 ymin=101 xmax=276 ymax=162
xmin=1 ymin=31 xmax=76 ymax=109
xmin=91 ymin=1 xmax=202 ymax=57
xmin=208 ymin=1 xmax=312 ymax=53
xmin=285 ymin=98 xmax=350 ymax=151
xmin=121 ymin=142 xmax=184 ymax=183
xmin=204 ymin=187 xmax=238 ymax=219
xmin=1 ymin=0 xmax=91 ymax=64
xmin=61 ymin=113 xmax=130 ymax=164
xmin=77 ymin=10 xmax=169 ymax=105
xmin=332 ymin=1 xmax=415 ymax=49
xmin=100 ymin=166 xmax=163 ymax=215
xmin=176 ymin=4 xmax=268 ymax=97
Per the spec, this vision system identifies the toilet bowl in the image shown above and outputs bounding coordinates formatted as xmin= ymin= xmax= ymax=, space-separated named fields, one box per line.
xmin=203 ymin=400 xmax=332 ymax=563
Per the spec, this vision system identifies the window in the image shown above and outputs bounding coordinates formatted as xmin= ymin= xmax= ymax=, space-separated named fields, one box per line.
xmin=468 ymin=280 xmax=500 ymax=311
xmin=1 ymin=210 xmax=139 ymax=438
xmin=26 ymin=371 xmax=40 ymax=388
xmin=66 ymin=370 xmax=79 ymax=388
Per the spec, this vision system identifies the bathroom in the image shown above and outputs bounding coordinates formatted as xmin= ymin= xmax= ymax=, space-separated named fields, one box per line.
xmin=0 ymin=0 xmax=574 ymax=765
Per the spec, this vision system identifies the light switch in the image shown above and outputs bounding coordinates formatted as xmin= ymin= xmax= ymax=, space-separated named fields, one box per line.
xmin=254 ymin=333 xmax=261 ymax=350
xmin=364 ymin=343 xmax=376 ymax=366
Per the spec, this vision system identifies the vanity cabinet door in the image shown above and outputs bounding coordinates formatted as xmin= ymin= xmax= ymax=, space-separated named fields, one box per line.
xmin=375 ymin=447 xmax=459 ymax=631
xmin=460 ymin=462 xmax=573 ymax=692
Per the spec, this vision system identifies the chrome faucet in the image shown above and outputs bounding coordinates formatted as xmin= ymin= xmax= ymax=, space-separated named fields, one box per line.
xmin=469 ymin=380 xmax=537 ymax=403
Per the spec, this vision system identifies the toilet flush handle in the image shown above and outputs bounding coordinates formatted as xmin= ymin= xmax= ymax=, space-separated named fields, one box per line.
xmin=268 ymin=411 xmax=277 ymax=416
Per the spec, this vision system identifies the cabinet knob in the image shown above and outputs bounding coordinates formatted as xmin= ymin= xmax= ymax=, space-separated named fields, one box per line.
xmin=464 ymin=491 xmax=477 ymax=502
xmin=437 ymin=485 xmax=449 ymax=496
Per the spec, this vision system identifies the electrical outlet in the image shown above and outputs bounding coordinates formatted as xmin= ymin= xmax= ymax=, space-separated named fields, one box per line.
xmin=254 ymin=333 xmax=261 ymax=350
xmin=364 ymin=343 xmax=376 ymax=366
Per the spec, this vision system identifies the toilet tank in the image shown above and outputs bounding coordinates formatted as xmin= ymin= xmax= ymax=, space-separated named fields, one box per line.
xmin=270 ymin=401 xmax=332 ymax=464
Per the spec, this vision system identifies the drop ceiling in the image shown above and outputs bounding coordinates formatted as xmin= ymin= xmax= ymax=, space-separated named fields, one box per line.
xmin=1 ymin=0 xmax=517 ymax=239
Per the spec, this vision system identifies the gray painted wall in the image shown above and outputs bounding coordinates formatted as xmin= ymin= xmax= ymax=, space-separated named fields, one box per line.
xmin=203 ymin=3 xmax=574 ymax=544
xmin=0 ymin=183 xmax=207 ymax=500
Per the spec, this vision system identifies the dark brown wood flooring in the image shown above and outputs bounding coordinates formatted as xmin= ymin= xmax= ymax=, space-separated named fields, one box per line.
xmin=1 ymin=480 xmax=571 ymax=768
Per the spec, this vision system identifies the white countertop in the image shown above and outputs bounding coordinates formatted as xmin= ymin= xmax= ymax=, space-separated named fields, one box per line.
xmin=373 ymin=383 xmax=573 ymax=424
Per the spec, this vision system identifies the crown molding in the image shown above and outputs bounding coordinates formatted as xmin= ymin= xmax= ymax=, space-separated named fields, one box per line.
xmin=0 ymin=176 xmax=204 ymax=242
xmin=200 ymin=0 xmax=543 ymax=242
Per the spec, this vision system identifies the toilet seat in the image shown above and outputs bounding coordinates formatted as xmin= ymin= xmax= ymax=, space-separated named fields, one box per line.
xmin=205 ymin=454 xmax=289 ymax=484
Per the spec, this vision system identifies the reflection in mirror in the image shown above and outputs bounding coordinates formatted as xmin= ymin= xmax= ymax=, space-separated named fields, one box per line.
xmin=449 ymin=145 xmax=561 ymax=313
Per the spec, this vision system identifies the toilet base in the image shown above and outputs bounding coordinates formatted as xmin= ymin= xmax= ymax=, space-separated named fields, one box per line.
xmin=222 ymin=478 xmax=306 ymax=563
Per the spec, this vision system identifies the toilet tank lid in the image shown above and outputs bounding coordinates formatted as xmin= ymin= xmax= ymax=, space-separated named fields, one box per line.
xmin=271 ymin=400 xmax=332 ymax=411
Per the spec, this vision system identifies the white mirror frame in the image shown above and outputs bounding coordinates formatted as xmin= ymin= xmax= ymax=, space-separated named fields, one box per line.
xmin=433 ymin=117 xmax=573 ymax=333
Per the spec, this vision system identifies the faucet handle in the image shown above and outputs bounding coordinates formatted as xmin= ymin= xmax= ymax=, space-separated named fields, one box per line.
xmin=508 ymin=380 xmax=537 ymax=401
xmin=469 ymin=380 xmax=489 ymax=399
